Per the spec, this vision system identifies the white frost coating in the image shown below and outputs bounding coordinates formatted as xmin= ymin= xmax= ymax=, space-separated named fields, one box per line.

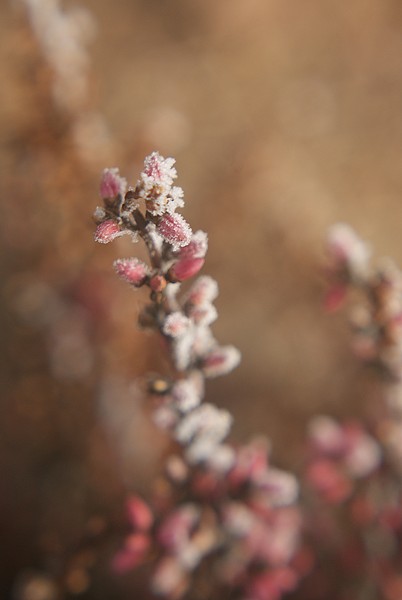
xmin=137 ymin=152 xmax=184 ymax=216
xmin=172 ymin=378 xmax=202 ymax=412
xmin=163 ymin=312 xmax=192 ymax=338
xmin=202 ymin=345 xmax=241 ymax=378
xmin=175 ymin=404 xmax=233 ymax=445
xmin=185 ymin=276 xmax=219 ymax=306
xmin=257 ymin=469 xmax=299 ymax=507
xmin=327 ymin=223 xmax=371 ymax=276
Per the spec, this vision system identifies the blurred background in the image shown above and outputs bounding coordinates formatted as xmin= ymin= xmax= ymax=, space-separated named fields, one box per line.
xmin=2 ymin=0 xmax=402 ymax=598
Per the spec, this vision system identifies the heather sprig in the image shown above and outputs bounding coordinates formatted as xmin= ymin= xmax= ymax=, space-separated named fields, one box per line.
xmin=299 ymin=225 xmax=402 ymax=600
xmin=94 ymin=152 xmax=302 ymax=600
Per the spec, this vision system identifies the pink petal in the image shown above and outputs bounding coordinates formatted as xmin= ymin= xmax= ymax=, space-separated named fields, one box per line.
xmin=170 ymin=257 xmax=205 ymax=282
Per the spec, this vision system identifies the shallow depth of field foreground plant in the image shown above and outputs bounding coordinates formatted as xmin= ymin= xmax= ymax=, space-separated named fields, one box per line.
xmin=93 ymin=152 xmax=302 ymax=600
xmin=90 ymin=154 xmax=402 ymax=600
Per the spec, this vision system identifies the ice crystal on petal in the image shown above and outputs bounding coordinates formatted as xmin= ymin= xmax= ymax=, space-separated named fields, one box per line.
xmin=94 ymin=220 xmax=122 ymax=243
xmin=157 ymin=213 xmax=192 ymax=250
xmin=138 ymin=152 xmax=184 ymax=216
xmin=170 ymin=186 xmax=185 ymax=210
xmin=179 ymin=231 xmax=208 ymax=260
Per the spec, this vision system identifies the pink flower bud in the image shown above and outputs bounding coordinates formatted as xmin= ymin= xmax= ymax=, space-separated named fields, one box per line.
xmin=100 ymin=167 xmax=127 ymax=198
xmin=185 ymin=276 xmax=218 ymax=305
xmin=179 ymin=231 xmax=208 ymax=259
xmin=169 ymin=257 xmax=205 ymax=282
xmin=113 ymin=258 xmax=149 ymax=287
xmin=111 ymin=533 xmax=150 ymax=573
xmin=126 ymin=496 xmax=154 ymax=531
xmin=306 ymin=459 xmax=352 ymax=504
xmin=247 ymin=568 xmax=298 ymax=600
xmin=163 ymin=312 xmax=191 ymax=338
xmin=151 ymin=557 xmax=187 ymax=597
xmin=149 ymin=275 xmax=167 ymax=292
xmin=201 ymin=345 xmax=241 ymax=378
xmin=308 ymin=416 xmax=346 ymax=455
xmin=157 ymin=213 xmax=192 ymax=250
xmin=94 ymin=220 xmax=122 ymax=244
xmin=323 ymin=284 xmax=347 ymax=312
xmin=157 ymin=504 xmax=199 ymax=550
xmin=256 ymin=468 xmax=299 ymax=506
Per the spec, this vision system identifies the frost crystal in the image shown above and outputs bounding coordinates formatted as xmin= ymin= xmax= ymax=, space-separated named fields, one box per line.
xmin=100 ymin=167 xmax=127 ymax=198
xmin=157 ymin=213 xmax=192 ymax=250
xmin=113 ymin=258 xmax=149 ymax=287
xmin=138 ymin=151 xmax=184 ymax=216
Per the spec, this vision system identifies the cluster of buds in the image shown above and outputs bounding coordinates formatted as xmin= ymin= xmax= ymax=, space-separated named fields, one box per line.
xmin=94 ymin=153 xmax=302 ymax=600
xmin=299 ymin=226 xmax=402 ymax=600
xmin=113 ymin=439 xmax=302 ymax=600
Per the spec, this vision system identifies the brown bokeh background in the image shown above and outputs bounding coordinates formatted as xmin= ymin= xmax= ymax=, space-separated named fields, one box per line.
xmin=2 ymin=1 xmax=402 ymax=598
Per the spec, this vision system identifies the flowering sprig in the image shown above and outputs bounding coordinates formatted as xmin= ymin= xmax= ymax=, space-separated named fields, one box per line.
xmin=300 ymin=224 xmax=402 ymax=600
xmin=94 ymin=152 xmax=302 ymax=600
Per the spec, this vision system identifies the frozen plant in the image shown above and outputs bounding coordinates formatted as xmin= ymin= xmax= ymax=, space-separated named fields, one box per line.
xmin=300 ymin=225 xmax=402 ymax=600
xmin=94 ymin=152 xmax=303 ymax=600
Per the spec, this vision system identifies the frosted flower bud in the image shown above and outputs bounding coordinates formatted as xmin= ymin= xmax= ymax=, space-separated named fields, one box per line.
xmin=151 ymin=557 xmax=187 ymax=597
xmin=157 ymin=213 xmax=192 ymax=250
xmin=306 ymin=459 xmax=352 ymax=504
xmin=179 ymin=231 xmax=208 ymax=259
xmin=185 ymin=276 xmax=219 ymax=306
xmin=206 ymin=443 xmax=236 ymax=472
xmin=188 ymin=303 xmax=218 ymax=326
xmin=308 ymin=416 xmax=346 ymax=455
xmin=169 ymin=257 xmax=205 ymax=282
xmin=223 ymin=502 xmax=255 ymax=536
xmin=149 ymin=275 xmax=167 ymax=292
xmin=172 ymin=331 xmax=193 ymax=371
xmin=157 ymin=504 xmax=200 ymax=550
xmin=163 ymin=312 xmax=191 ymax=338
xmin=175 ymin=404 xmax=232 ymax=444
xmin=172 ymin=378 xmax=202 ymax=412
xmin=201 ymin=345 xmax=241 ymax=378
xmin=256 ymin=468 xmax=299 ymax=507
xmin=113 ymin=258 xmax=149 ymax=287
xmin=100 ymin=167 xmax=127 ymax=198
xmin=94 ymin=219 xmax=133 ymax=244
xmin=93 ymin=206 xmax=106 ymax=222
xmin=126 ymin=496 xmax=153 ymax=531
xmin=165 ymin=455 xmax=189 ymax=482
xmin=111 ymin=533 xmax=150 ymax=573
xmin=153 ymin=404 xmax=178 ymax=430
xmin=185 ymin=437 xmax=219 ymax=464
xmin=327 ymin=223 xmax=371 ymax=276
xmin=138 ymin=152 xmax=184 ymax=216
xmin=143 ymin=151 xmax=177 ymax=185
xmin=323 ymin=284 xmax=347 ymax=312
xmin=344 ymin=428 xmax=381 ymax=478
